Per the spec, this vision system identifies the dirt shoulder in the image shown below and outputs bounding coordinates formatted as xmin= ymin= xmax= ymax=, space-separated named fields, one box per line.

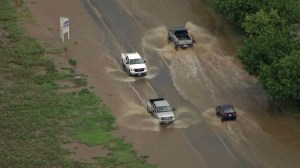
xmin=21 ymin=0 xmax=151 ymax=165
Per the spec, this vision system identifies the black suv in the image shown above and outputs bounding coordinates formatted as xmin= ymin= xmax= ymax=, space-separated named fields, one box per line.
xmin=216 ymin=104 xmax=237 ymax=122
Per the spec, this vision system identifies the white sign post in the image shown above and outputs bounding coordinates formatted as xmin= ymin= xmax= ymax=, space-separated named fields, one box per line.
xmin=60 ymin=17 xmax=70 ymax=42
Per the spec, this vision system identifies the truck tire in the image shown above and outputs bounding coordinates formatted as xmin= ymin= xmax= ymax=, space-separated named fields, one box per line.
xmin=127 ymin=69 xmax=132 ymax=76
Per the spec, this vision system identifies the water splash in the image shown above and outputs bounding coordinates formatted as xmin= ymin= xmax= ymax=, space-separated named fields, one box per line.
xmin=201 ymin=107 xmax=263 ymax=137
xmin=117 ymin=100 xmax=201 ymax=131
xmin=117 ymin=101 xmax=161 ymax=131
xmin=141 ymin=22 xmax=251 ymax=107
xmin=172 ymin=106 xmax=201 ymax=128
xmin=106 ymin=66 xmax=158 ymax=82
xmin=106 ymin=67 xmax=136 ymax=83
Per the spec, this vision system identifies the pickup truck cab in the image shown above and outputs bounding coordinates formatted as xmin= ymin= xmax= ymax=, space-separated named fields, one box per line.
xmin=168 ymin=26 xmax=193 ymax=49
xmin=147 ymin=98 xmax=175 ymax=124
xmin=121 ymin=52 xmax=147 ymax=76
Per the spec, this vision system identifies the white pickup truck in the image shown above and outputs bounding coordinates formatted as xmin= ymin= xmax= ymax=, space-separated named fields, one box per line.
xmin=147 ymin=98 xmax=175 ymax=124
xmin=121 ymin=52 xmax=147 ymax=76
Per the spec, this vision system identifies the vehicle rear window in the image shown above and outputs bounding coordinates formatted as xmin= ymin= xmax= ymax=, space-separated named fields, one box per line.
xmin=224 ymin=106 xmax=235 ymax=113
xmin=175 ymin=30 xmax=188 ymax=35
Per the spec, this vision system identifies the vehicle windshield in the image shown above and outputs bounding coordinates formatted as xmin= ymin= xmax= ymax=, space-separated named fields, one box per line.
xmin=129 ymin=58 xmax=143 ymax=64
xmin=224 ymin=106 xmax=235 ymax=113
xmin=157 ymin=106 xmax=172 ymax=112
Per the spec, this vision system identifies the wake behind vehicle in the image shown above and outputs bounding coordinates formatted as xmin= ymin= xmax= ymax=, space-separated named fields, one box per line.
xmin=216 ymin=104 xmax=237 ymax=122
xmin=168 ymin=26 xmax=194 ymax=50
xmin=121 ymin=52 xmax=147 ymax=76
xmin=147 ymin=98 xmax=175 ymax=124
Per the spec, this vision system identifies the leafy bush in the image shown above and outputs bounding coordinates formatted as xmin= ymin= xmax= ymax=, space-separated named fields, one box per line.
xmin=259 ymin=50 xmax=300 ymax=100
xmin=213 ymin=0 xmax=263 ymax=24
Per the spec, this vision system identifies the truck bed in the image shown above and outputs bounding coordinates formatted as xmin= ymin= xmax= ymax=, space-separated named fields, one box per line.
xmin=148 ymin=98 xmax=164 ymax=104
xmin=169 ymin=27 xmax=193 ymax=48
xmin=175 ymin=33 xmax=191 ymax=40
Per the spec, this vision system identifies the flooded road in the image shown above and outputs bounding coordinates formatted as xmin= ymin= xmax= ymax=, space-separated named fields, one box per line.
xmin=84 ymin=0 xmax=300 ymax=167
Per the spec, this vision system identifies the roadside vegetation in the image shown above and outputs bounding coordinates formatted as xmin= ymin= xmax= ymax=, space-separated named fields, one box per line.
xmin=0 ymin=0 xmax=156 ymax=167
xmin=213 ymin=0 xmax=300 ymax=110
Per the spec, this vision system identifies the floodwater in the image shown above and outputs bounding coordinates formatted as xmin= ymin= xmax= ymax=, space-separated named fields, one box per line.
xmin=83 ymin=0 xmax=300 ymax=167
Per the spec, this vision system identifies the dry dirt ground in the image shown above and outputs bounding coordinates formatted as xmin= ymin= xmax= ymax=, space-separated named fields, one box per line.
xmin=22 ymin=0 xmax=139 ymax=163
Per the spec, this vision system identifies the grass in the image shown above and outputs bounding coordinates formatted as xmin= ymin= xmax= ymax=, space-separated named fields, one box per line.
xmin=64 ymin=43 xmax=69 ymax=52
xmin=0 ymin=0 xmax=157 ymax=167
xmin=68 ymin=58 xmax=77 ymax=66
xmin=46 ymin=47 xmax=64 ymax=54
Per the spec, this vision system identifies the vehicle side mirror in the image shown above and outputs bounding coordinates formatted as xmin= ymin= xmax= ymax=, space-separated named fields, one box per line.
xmin=144 ymin=60 xmax=146 ymax=63
xmin=173 ymin=108 xmax=176 ymax=111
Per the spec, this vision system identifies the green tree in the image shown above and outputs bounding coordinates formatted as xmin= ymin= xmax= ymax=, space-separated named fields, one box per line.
xmin=265 ymin=0 xmax=300 ymax=24
xmin=238 ymin=31 xmax=293 ymax=75
xmin=259 ymin=50 xmax=300 ymax=101
xmin=238 ymin=9 xmax=293 ymax=75
xmin=214 ymin=0 xmax=264 ymax=24
xmin=242 ymin=9 xmax=288 ymax=36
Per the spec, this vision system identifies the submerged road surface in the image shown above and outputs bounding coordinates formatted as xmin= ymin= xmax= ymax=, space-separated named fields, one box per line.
xmin=83 ymin=0 xmax=300 ymax=167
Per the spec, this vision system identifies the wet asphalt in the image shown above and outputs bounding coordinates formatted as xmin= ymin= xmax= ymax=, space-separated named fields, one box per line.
xmin=83 ymin=0 xmax=300 ymax=167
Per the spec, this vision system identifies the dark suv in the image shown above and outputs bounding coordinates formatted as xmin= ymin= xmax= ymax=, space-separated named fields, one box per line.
xmin=216 ymin=104 xmax=237 ymax=122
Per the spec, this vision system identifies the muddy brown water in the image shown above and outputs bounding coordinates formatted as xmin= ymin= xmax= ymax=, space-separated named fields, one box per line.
xmin=23 ymin=0 xmax=300 ymax=167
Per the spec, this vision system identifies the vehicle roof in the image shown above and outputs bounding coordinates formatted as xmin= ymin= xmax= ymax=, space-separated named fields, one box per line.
xmin=170 ymin=26 xmax=187 ymax=31
xmin=154 ymin=100 xmax=170 ymax=107
xmin=124 ymin=52 xmax=142 ymax=59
